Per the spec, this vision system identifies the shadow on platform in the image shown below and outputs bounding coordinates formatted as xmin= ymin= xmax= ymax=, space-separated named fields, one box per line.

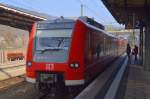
xmin=117 ymin=55 xmax=150 ymax=99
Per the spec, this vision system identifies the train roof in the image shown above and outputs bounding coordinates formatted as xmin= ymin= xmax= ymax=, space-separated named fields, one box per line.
xmin=37 ymin=16 xmax=75 ymax=24
xmin=36 ymin=16 xmax=116 ymax=38
xmin=36 ymin=17 xmax=75 ymax=29
xmin=37 ymin=16 xmax=104 ymax=29
xmin=78 ymin=17 xmax=105 ymax=30
xmin=85 ymin=22 xmax=117 ymax=39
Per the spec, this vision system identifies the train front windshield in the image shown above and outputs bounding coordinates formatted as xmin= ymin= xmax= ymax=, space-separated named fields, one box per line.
xmin=34 ymin=27 xmax=73 ymax=62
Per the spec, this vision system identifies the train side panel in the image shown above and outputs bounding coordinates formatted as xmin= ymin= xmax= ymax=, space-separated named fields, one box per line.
xmin=65 ymin=20 xmax=87 ymax=85
xmin=26 ymin=23 xmax=36 ymax=82
xmin=84 ymin=26 xmax=118 ymax=82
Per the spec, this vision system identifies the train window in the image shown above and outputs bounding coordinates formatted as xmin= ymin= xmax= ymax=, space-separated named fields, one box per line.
xmin=35 ymin=29 xmax=72 ymax=50
xmin=96 ymin=44 xmax=101 ymax=58
xmin=103 ymin=38 xmax=106 ymax=55
xmin=37 ymin=22 xmax=75 ymax=29
xmin=37 ymin=37 xmax=71 ymax=49
xmin=33 ymin=29 xmax=73 ymax=62
xmin=88 ymin=32 xmax=92 ymax=49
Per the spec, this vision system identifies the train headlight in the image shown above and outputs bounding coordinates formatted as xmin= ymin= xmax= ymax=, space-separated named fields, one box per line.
xmin=74 ymin=63 xmax=79 ymax=68
xmin=27 ymin=61 xmax=32 ymax=67
xmin=70 ymin=62 xmax=79 ymax=68
xmin=70 ymin=64 xmax=74 ymax=68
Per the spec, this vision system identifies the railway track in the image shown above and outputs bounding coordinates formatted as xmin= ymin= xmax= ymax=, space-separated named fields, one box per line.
xmin=0 ymin=63 xmax=25 ymax=69
xmin=36 ymin=88 xmax=78 ymax=99
xmin=0 ymin=63 xmax=25 ymax=81
xmin=0 ymin=63 xmax=26 ymax=90
xmin=0 ymin=75 xmax=25 ymax=91
xmin=35 ymin=83 xmax=84 ymax=99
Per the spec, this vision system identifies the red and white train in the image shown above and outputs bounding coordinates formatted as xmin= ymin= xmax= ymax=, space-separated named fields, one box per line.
xmin=26 ymin=17 xmax=126 ymax=90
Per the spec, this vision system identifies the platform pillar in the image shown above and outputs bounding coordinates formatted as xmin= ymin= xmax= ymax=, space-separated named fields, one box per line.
xmin=139 ymin=26 xmax=144 ymax=65
xmin=144 ymin=21 xmax=150 ymax=70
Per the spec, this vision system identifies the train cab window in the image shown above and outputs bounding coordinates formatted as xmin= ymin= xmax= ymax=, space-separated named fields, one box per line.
xmin=88 ymin=32 xmax=92 ymax=49
xmin=103 ymin=38 xmax=106 ymax=55
xmin=36 ymin=29 xmax=72 ymax=50
xmin=34 ymin=28 xmax=73 ymax=62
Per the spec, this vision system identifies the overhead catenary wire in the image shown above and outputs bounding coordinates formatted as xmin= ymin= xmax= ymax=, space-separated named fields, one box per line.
xmin=2 ymin=0 xmax=120 ymax=26
xmin=75 ymin=0 xmax=83 ymax=4
xmin=2 ymin=0 xmax=63 ymax=16
xmin=74 ymin=0 xmax=106 ymax=24
xmin=6 ymin=0 xmax=36 ymax=10
xmin=18 ymin=0 xmax=56 ymax=14
xmin=85 ymin=0 xmax=122 ymax=26
xmin=10 ymin=0 xmax=50 ymax=13
xmin=86 ymin=0 xmax=112 ymax=24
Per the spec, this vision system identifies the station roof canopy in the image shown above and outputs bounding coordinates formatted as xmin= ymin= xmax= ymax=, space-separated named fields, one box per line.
xmin=0 ymin=3 xmax=47 ymax=30
xmin=102 ymin=0 xmax=150 ymax=28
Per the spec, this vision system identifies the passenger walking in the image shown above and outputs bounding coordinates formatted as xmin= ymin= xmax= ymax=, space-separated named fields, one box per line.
xmin=133 ymin=45 xmax=138 ymax=61
xmin=126 ymin=44 xmax=131 ymax=58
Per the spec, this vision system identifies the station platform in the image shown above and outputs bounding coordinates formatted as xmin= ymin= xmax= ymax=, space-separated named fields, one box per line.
xmin=76 ymin=55 xmax=150 ymax=99
xmin=123 ymin=58 xmax=150 ymax=99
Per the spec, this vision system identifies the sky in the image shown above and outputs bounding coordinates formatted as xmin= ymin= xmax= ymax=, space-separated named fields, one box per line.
xmin=0 ymin=0 xmax=122 ymax=26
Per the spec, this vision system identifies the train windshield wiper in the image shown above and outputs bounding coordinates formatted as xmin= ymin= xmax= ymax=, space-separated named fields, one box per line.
xmin=40 ymin=48 xmax=62 ymax=53
xmin=57 ymin=39 xmax=64 ymax=47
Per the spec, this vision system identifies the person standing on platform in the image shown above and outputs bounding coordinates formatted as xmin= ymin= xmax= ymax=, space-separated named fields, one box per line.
xmin=133 ymin=45 xmax=138 ymax=61
xmin=126 ymin=43 xmax=131 ymax=58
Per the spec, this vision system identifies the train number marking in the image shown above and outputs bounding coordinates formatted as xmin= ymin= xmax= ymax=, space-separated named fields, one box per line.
xmin=45 ymin=64 xmax=54 ymax=71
